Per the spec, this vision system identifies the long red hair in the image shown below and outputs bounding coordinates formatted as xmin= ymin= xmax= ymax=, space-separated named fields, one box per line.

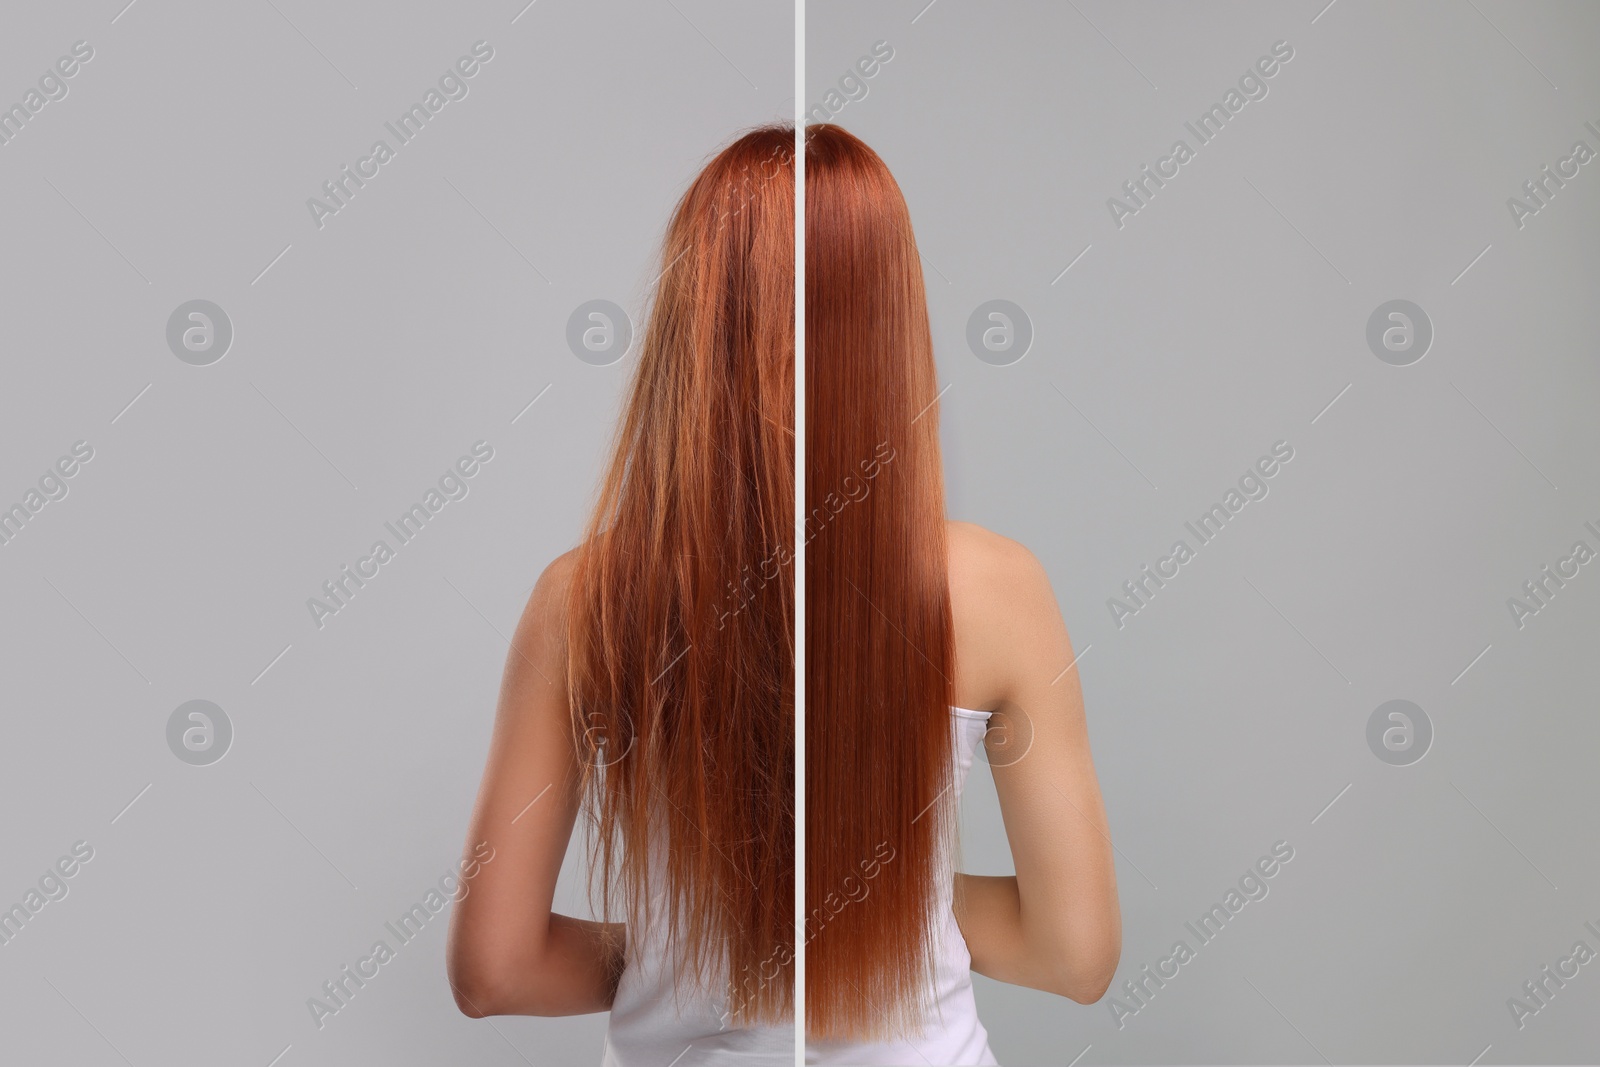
xmin=805 ymin=124 xmax=956 ymax=1039
xmin=566 ymin=125 xmax=795 ymax=1023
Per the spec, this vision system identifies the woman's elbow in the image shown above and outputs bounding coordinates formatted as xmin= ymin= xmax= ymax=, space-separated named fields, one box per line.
xmin=450 ymin=948 xmax=578 ymax=1018
xmin=1060 ymin=958 xmax=1118 ymax=1004
xmin=448 ymin=937 xmax=533 ymax=1018
xmin=448 ymin=957 xmax=509 ymax=1018
xmin=452 ymin=987 xmax=492 ymax=1019
xmin=1046 ymin=934 xmax=1121 ymax=1004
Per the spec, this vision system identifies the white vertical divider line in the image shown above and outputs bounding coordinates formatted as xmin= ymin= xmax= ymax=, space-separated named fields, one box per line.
xmin=792 ymin=5 xmax=806 ymax=1060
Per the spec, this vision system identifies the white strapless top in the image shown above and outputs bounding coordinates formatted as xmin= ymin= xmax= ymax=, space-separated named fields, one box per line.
xmin=602 ymin=707 xmax=996 ymax=1066
xmin=602 ymin=856 xmax=793 ymax=1066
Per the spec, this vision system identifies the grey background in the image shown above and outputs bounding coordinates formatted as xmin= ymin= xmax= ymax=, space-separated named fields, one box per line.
xmin=0 ymin=2 xmax=789 ymax=1065
xmin=809 ymin=0 xmax=1600 ymax=1063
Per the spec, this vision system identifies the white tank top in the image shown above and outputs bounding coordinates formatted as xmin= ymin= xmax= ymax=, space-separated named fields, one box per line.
xmin=805 ymin=707 xmax=999 ymax=1065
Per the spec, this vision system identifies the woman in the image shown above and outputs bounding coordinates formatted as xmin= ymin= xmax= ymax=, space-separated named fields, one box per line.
xmin=804 ymin=124 xmax=1122 ymax=1064
xmin=447 ymin=125 xmax=796 ymax=1066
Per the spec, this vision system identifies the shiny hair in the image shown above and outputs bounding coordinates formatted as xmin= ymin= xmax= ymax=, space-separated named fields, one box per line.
xmin=804 ymin=124 xmax=955 ymax=1039
xmin=566 ymin=124 xmax=795 ymax=1023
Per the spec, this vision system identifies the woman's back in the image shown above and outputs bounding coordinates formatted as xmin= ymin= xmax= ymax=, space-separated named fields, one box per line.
xmin=808 ymin=520 xmax=1116 ymax=1063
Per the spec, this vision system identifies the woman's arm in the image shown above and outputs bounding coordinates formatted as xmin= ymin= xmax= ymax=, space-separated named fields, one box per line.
xmin=950 ymin=530 xmax=1122 ymax=1003
xmin=446 ymin=551 xmax=625 ymax=1017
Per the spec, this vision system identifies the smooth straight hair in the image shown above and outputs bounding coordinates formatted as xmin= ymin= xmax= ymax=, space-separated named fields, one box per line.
xmin=565 ymin=125 xmax=796 ymax=1024
xmin=805 ymin=123 xmax=956 ymax=1040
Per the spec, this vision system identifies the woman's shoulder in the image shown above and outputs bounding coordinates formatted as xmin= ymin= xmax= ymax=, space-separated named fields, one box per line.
xmin=946 ymin=521 xmax=1062 ymax=706
xmin=947 ymin=521 xmax=1050 ymax=600
xmin=519 ymin=544 xmax=582 ymax=631
xmin=504 ymin=546 xmax=584 ymax=691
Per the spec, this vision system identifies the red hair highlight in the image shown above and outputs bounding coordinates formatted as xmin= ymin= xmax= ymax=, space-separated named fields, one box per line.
xmin=566 ymin=125 xmax=795 ymax=1023
xmin=805 ymin=124 xmax=956 ymax=1039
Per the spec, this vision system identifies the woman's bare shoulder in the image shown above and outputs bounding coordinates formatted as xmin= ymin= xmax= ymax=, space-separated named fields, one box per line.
xmin=529 ymin=545 xmax=582 ymax=616
xmin=946 ymin=521 xmax=1062 ymax=707
xmin=947 ymin=521 xmax=1050 ymax=603
xmin=505 ymin=546 xmax=583 ymax=694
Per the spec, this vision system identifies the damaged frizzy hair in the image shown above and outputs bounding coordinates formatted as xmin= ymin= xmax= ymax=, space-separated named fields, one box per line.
xmin=805 ymin=124 xmax=956 ymax=1039
xmin=565 ymin=125 xmax=796 ymax=1023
